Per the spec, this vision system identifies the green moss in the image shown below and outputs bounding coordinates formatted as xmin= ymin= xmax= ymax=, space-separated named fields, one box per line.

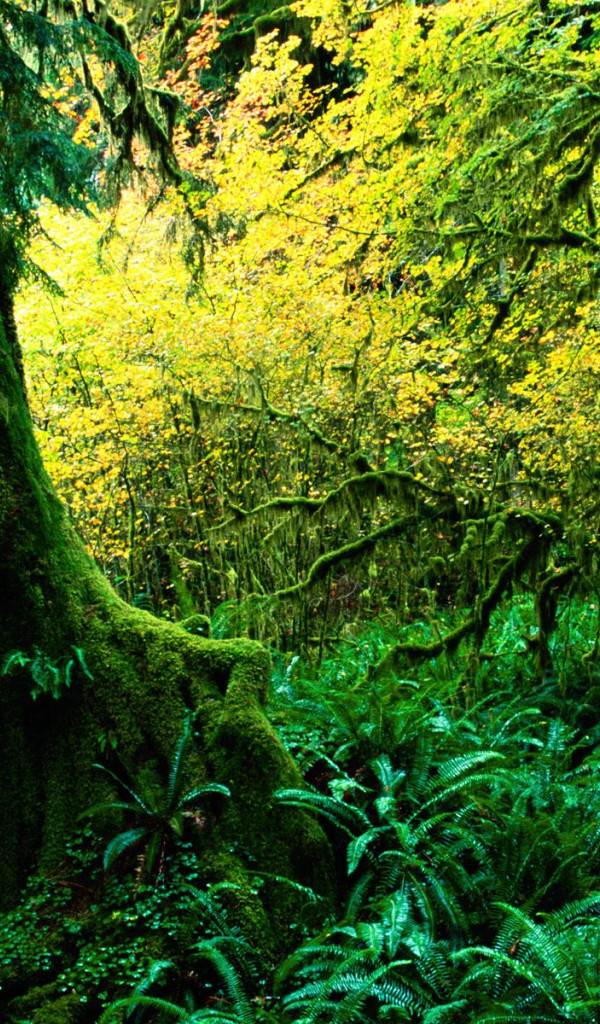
xmin=180 ymin=613 xmax=212 ymax=637
xmin=7 ymin=984 xmax=86 ymax=1023
xmin=195 ymin=849 xmax=275 ymax=950
xmin=7 ymin=983 xmax=60 ymax=1017
xmin=32 ymin=993 xmax=86 ymax=1024
xmin=207 ymin=651 xmax=336 ymax=947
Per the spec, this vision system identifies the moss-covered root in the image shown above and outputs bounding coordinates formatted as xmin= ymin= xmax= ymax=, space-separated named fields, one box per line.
xmin=209 ymin=651 xmax=336 ymax=947
xmin=1 ymin=586 xmax=334 ymax=955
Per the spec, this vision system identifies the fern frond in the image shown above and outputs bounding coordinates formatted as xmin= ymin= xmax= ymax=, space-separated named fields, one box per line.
xmin=80 ymin=799 xmax=142 ymax=819
xmin=495 ymin=903 xmax=582 ymax=1004
xmin=422 ymin=1001 xmax=468 ymax=1023
xmin=92 ymin=763 xmax=156 ymax=815
xmin=370 ymin=974 xmax=425 ymax=1013
xmin=487 ymin=707 xmax=542 ymax=749
xmin=423 ymin=771 xmax=515 ymax=813
xmin=180 ymin=783 xmax=231 ymax=806
xmin=406 ymin=736 xmax=433 ymax=801
xmin=354 ymin=920 xmax=385 ymax=958
xmin=98 ymin=994 xmax=196 ymax=1023
xmin=343 ymin=871 xmax=375 ymax=924
xmin=275 ymin=788 xmax=370 ymax=834
xmin=416 ymin=941 xmax=456 ymax=997
xmin=282 ymin=949 xmax=373 ymax=1013
xmin=454 ymin=946 xmax=570 ymax=1011
xmin=436 ymin=751 xmax=505 ymax=786
xmin=540 ymin=892 xmax=600 ymax=932
xmin=331 ymin=985 xmax=373 ymax=1024
xmin=410 ymin=812 xmax=453 ymax=843
xmin=275 ymin=944 xmax=349 ymax=990
xmin=130 ymin=958 xmax=175 ymax=997
xmin=192 ymin=941 xmax=253 ymax=1024
xmin=167 ymin=711 xmax=193 ymax=810
xmin=347 ymin=827 xmax=387 ymax=874
xmin=377 ymin=851 xmax=465 ymax=934
xmin=103 ymin=827 xmax=148 ymax=870
xmin=252 ymin=871 xmax=323 ymax=902
xmin=186 ymin=882 xmax=241 ymax=937
xmin=371 ymin=754 xmax=406 ymax=794
xmin=71 ymin=645 xmax=94 ymax=680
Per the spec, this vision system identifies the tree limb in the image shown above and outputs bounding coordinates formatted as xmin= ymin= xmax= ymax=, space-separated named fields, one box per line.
xmin=373 ymin=530 xmax=555 ymax=678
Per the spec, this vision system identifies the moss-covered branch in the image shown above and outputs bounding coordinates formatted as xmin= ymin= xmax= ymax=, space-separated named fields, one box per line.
xmin=429 ymin=223 xmax=600 ymax=253
xmin=373 ymin=530 xmax=554 ymax=677
xmin=224 ymin=7 xmax=294 ymax=41
xmin=187 ymin=389 xmax=374 ymax=468
xmin=262 ymin=505 xmax=453 ymax=601
xmin=482 ymin=246 xmax=537 ymax=347
xmin=556 ymin=125 xmax=600 ymax=206
xmin=158 ymin=0 xmax=193 ymax=72
xmin=213 ymin=469 xmax=451 ymax=533
xmin=77 ymin=11 xmax=182 ymax=189
xmin=463 ymin=506 xmax=563 ymax=534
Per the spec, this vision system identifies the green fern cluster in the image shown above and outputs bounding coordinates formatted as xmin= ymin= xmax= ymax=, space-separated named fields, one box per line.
xmin=94 ymin=645 xmax=600 ymax=1024
xmin=262 ymin=635 xmax=600 ymax=1024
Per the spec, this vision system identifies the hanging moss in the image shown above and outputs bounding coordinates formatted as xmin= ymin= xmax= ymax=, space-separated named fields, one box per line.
xmin=374 ymin=530 xmax=552 ymax=677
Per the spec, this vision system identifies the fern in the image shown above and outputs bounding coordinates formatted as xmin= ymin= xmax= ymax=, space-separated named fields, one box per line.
xmin=346 ymin=827 xmax=386 ymax=875
xmin=191 ymin=942 xmax=254 ymax=1024
xmin=185 ymin=883 xmax=243 ymax=938
xmin=167 ymin=710 xmax=194 ymax=810
xmin=84 ymin=715 xmax=230 ymax=880
xmin=435 ymin=751 xmax=506 ymax=786
xmin=275 ymin=788 xmax=370 ymax=835
xmin=98 ymin=995 xmax=197 ymax=1023
xmin=540 ymin=893 xmax=600 ymax=931
xmin=103 ymin=827 xmax=148 ymax=872
xmin=422 ymin=1002 xmax=468 ymax=1023
xmin=2 ymin=644 xmax=93 ymax=700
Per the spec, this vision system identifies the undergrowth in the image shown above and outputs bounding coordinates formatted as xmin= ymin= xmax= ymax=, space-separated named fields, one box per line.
xmin=3 ymin=598 xmax=600 ymax=1022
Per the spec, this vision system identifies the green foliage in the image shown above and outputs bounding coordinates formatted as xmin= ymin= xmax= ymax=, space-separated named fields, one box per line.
xmin=454 ymin=899 xmax=600 ymax=1022
xmin=84 ymin=713 xmax=230 ymax=878
xmin=0 ymin=874 xmax=72 ymax=982
xmin=265 ymin=627 xmax=600 ymax=1023
xmin=5 ymin=623 xmax=600 ymax=1022
xmin=1 ymin=644 xmax=93 ymax=700
xmin=8 ymin=2 xmax=600 ymax=1021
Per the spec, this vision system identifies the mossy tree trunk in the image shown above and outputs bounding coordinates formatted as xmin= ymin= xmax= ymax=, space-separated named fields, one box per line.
xmin=0 ymin=286 xmax=332 ymax=932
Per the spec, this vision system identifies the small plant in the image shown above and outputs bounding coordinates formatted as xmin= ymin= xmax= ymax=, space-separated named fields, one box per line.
xmin=454 ymin=898 xmax=600 ymax=1022
xmin=85 ymin=713 xmax=230 ymax=880
xmin=2 ymin=644 xmax=93 ymax=700
xmin=97 ymin=885 xmax=272 ymax=1024
xmin=0 ymin=874 xmax=72 ymax=984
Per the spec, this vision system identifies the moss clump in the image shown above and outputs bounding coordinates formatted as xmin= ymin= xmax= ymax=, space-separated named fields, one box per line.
xmin=7 ymin=986 xmax=85 ymax=1024
xmin=180 ymin=613 xmax=212 ymax=637
xmin=32 ymin=993 xmax=86 ymax=1024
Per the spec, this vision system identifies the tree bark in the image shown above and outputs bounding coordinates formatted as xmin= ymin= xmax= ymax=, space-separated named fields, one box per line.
xmin=0 ymin=287 xmax=332 ymax=938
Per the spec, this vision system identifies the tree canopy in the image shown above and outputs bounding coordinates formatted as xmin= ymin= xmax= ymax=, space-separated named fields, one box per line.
xmin=13 ymin=0 xmax=600 ymax=667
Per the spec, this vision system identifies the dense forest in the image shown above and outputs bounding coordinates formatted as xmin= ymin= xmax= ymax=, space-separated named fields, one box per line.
xmin=3 ymin=0 xmax=600 ymax=1020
